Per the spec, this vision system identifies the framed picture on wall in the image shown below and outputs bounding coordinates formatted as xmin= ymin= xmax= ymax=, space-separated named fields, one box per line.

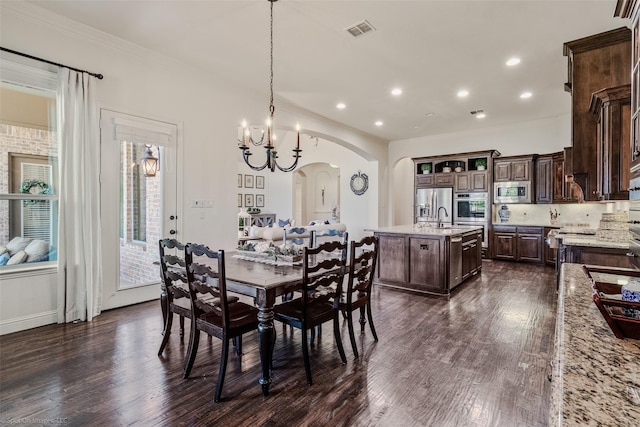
xmin=238 ymin=174 xmax=243 ymax=188
xmin=238 ymin=194 xmax=243 ymax=207
xmin=244 ymin=174 xmax=254 ymax=188
xmin=256 ymin=194 xmax=265 ymax=207
xmin=245 ymin=194 xmax=254 ymax=207
xmin=256 ymin=175 xmax=265 ymax=189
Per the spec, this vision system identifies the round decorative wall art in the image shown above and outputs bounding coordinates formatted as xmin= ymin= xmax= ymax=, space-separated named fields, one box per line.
xmin=350 ymin=170 xmax=369 ymax=195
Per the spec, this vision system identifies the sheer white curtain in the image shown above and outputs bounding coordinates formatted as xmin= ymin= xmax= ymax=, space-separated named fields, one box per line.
xmin=56 ymin=69 xmax=102 ymax=322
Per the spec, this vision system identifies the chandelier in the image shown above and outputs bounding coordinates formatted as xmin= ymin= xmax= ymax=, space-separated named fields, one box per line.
xmin=239 ymin=0 xmax=302 ymax=172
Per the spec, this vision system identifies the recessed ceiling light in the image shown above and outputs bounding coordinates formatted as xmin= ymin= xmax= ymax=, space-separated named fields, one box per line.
xmin=506 ymin=57 xmax=521 ymax=66
xmin=520 ymin=91 xmax=533 ymax=99
xmin=425 ymin=112 xmax=435 ymax=117
xmin=375 ymin=120 xmax=383 ymax=126
xmin=391 ymin=88 xmax=402 ymax=96
xmin=457 ymin=90 xmax=469 ymax=98
xmin=336 ymin=102 xmax=346 ymax=109
xmin=476 ymin=113 xmax=486 ymax=119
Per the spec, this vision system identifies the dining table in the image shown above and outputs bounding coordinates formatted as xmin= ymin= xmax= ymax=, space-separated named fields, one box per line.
xmin=222 ymin=252 xmax=306 ymax=396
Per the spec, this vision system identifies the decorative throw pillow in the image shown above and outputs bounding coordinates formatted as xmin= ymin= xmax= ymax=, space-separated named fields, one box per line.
xmin=278 ymin=219 xmax=290 ymax=227
xmin=24 ymin=239 xmax=50 ymax=262
xmin=0 ymin=245 xmax=7 ymax=257
xmin=6 ymin=237 xmax=32 ymax=255
xmin=0 ymin=252 xmax=10 ymax=266
xmin=7 ymin=250 xmax=27 ymax=265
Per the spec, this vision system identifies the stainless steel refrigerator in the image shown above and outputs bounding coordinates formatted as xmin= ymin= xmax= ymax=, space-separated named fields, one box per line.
xmin=415 ymin=187 xmax=453 ymax=225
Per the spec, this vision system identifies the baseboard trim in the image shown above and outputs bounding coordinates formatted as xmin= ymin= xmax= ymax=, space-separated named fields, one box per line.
xmin=0 ymin=310 xmax=57 ymax=335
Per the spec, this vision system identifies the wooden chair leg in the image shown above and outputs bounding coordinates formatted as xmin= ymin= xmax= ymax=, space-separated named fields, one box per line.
xmin=183 ymin=328 xmax=200 ymax=379
xmin=301 ymin=327 xmax=313 ymax=385
xmin=333 ymin=315 xmax=347 ymax=364
xmin=215 ymin=338 xmax=230 ymax=403
xmin=346 ymin=309 xmax=359 ymax=358
xmin=179 ymin=315 xmax=185 ymax=338
xmin=233 ymin=335 xmax=243 ymax=355
xmin=359 ymin=306 xmax=367 ymax=334
xmin=157 ymin=312 xmax=173 ymax=356
xmin=366 ymin=303 xmax=378 ymax=341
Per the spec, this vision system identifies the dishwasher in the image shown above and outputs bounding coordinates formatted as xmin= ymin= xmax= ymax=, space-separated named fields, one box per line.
xmin=449 ymin=236 xmax=463 ymax=289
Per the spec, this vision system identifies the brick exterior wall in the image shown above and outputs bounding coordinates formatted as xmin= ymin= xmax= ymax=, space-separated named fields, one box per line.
xmin=0 ymin=124 xmax=57 ymax=245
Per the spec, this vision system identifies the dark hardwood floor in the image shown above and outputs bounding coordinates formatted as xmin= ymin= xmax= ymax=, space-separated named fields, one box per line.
xmin=0 ymin=261 xmax=557 ymax=427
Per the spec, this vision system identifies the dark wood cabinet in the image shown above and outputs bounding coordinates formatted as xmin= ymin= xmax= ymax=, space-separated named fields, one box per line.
xmin=455 ymin=171 xmax=488 ymax=192
xmin=462 ymin=230 xmax=482 ymax=280
xmin=414 ymin=150 xmax=498 ymax=190
xmin=375 ymin=228 xmax=483 ymax=295
xmin=537 ymin=151 xmax=573 ymax=203
xmin=493 ymin=155 xmax=535 ymax=183
xmin=377 ymin=235 xmax=407 ymax=284
xmin=517 ymin=233 xmax=543 ymax=263
xmin=493 ymin=226 xmax=517 ymax=260
xmin=492 ymin=225 xmax=543 ymax=263
xmin=589 ymin=84 xmax=631 ymax=200
xmin=408 ymin=237 xmax=442 ymax=293
xmin=536 ymin=155 xmax=553 ymax=203
xmin=563 ymin=244 xmax=633 ymax=269
xmin=563 ymin=27 xmax=631 ymax=201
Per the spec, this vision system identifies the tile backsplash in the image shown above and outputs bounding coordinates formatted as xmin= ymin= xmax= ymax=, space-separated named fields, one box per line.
xmin=492 ymin=201 xmax=630 ymax=227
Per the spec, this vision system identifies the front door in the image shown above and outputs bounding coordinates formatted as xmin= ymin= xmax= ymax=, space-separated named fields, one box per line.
xmin=100 ymin=109 xmax=179 ymax=310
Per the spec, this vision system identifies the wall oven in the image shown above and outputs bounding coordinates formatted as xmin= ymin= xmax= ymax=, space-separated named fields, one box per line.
xmin=493 ymin=181 xmax=532 ymax=204
xmin=454 ymin=192 xmax=488 ymax=222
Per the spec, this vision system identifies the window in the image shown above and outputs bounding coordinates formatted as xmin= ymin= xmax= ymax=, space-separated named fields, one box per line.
xmin=0 ymin=60 xmax=58 ymax=269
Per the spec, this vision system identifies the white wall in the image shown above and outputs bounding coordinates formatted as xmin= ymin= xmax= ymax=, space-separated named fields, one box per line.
xmin=0 ymin=2 xmax=387 ymax=333
xmin=388 ymin=115 xmax=571 ymax=225
xmin=261 ymin=133 xmax=378 ymax=242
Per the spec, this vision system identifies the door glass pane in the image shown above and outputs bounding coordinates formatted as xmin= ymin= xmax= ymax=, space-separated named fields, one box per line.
xmin=119 ymin=140 xmax=161 ymax=288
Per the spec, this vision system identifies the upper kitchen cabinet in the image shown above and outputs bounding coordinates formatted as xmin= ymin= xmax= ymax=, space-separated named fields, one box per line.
xmin=564 ymin=27 xmax=631 ymax=201
xmin=414 ymin=150 xmax=499 ymax=192
xmin=615 ymin=0 xmax=640 ymax=177
xmin=589 ymin=85 xmax=631 ymax=200
xmin=493 ymin=155 xmax=535 ymax=182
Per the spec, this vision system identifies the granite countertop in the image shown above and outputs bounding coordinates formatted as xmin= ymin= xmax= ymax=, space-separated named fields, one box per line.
xmin=370 ymin=224 xmax=482 ymax=237
xmin=492 ymin=221 xmax=556 ymax=227
xmin=550 ymin=263 xmax=640 ymax=426
xmin=559 ymin=234 xmax=629 ymax=249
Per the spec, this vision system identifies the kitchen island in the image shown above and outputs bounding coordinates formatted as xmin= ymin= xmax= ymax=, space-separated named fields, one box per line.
xmin=371 ymin=225 xmax=483 ymax=295
xmin=551 ymin=263 xmax=640 ymax=426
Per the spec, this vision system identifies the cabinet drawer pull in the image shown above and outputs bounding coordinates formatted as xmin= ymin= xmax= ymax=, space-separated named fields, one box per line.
xmin=420 ymin=244 xmax=429 ymax=250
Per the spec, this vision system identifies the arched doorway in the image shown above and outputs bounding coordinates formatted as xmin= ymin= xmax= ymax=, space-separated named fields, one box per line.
xmin=293 ymin=163 xmax=340 ymax=226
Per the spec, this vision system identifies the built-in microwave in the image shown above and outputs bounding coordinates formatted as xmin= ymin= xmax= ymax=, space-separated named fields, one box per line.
xmin=493 ymin=181 xmax=531 ymax=204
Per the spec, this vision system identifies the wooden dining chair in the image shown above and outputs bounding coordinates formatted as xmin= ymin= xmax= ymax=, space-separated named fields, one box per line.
xmin=310 ymin=228 xmax=348 ymax=248
xmin=157 ymin=238 xmax=190 ymax=357
xmin=274 ymin=240 xmax=348 ymax=385
xmin=283 ymin=226 xmax=308 ymax=246
xmin=308 ymin=229 xmax=349 ymax=343
xmin=339 ymin=235 xmax=379 ymax=358
xmin=183 ymin=243 xmax=259 ymax=402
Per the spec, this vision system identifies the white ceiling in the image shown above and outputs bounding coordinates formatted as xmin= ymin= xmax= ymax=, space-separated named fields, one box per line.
xmin=28 ymin=0 xmax=628 ymax=142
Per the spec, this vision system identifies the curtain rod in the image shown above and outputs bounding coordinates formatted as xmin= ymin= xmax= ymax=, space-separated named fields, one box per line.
xmin=0 ymin=46 xmax=104 ymax=80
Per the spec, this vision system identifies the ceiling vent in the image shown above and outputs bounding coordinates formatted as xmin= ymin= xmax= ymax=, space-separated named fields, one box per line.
xmin=345 ymin=20 xmax=376 ymax=38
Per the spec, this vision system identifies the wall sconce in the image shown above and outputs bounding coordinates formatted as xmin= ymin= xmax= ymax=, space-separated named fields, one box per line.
xmin=141 ymin=144 xmax=159 ymax=177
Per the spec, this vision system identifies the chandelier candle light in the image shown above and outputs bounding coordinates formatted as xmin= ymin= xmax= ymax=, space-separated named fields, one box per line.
xmin=239 ymin=0 xmax=302 ymax=172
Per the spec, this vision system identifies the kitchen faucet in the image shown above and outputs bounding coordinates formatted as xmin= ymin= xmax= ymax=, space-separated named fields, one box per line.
xmin=437 ymin=206 xmax=449 ymax=228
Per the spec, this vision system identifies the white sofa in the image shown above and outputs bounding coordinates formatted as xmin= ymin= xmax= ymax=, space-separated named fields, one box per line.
xmin=249 ymin=221 xmax=347 ymax=243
